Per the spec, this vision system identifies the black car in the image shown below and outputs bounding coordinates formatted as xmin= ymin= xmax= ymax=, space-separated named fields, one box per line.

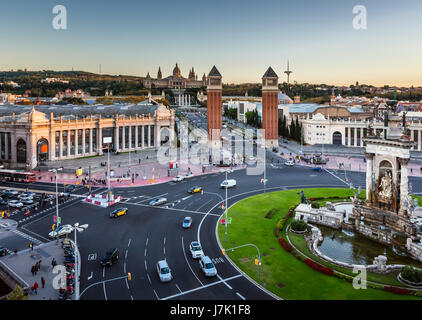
xmin=100 ymin=248 xmax=119 ymax=267
xmin=0 ymin=246 xmax=8 ymax=257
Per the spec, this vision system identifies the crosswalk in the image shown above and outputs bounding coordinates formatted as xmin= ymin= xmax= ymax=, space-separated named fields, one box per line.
xmin=211 ymin=257 xmax=225 ymax=265
xmin=12 ymin=229 xmax=43 ymax=245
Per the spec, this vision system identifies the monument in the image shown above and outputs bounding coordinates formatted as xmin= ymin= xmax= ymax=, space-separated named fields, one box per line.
xmin=350 ymin=112 xmax=421 ymax=249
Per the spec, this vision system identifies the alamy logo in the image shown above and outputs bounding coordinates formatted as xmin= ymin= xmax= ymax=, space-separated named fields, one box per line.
xmin=353 ymin=5 xmax=367 ymax=30
xmin=52 ymin=5 xmax=67 ymax=30
xmin=52 ymin=265 xmax=67 ymax=290
xmin=352 ymin=266 xmax=367 ymax=289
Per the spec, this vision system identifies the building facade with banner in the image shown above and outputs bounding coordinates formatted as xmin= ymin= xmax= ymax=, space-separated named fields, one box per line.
xmin=0 ymin=103 xmax=175 ymax=170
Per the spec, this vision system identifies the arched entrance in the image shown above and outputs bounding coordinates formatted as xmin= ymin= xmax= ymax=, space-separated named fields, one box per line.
xmin=160 ymin=127 xmax=170 ymax=146
xmin=16 ymin=139 xmax=27 ymax=164
xmin=37 ymin=139 xmax=49 ymax=162
xmin=332 ymin=131 xmax=342 ymax=145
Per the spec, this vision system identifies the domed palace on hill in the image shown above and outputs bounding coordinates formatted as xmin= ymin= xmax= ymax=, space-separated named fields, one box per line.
xmin=142 ymin=63 xmax=206 ymax=89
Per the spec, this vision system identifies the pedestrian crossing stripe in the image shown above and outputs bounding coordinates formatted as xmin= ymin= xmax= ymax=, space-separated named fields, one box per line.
xmin=12 ymin=230 xmax=43 ymax=245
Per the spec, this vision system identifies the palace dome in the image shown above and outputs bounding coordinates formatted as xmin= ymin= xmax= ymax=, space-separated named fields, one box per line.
xmin=173 ymin=63 xmax=181 ymax=77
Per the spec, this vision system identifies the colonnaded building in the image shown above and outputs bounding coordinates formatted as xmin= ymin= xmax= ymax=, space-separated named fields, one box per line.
xmin=0 ymin=102 xmax=175 ymax=170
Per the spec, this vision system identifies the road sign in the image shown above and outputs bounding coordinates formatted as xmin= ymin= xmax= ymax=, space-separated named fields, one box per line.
xmin=221 ymin=219 xmax=226 ymax=225
xmin=103 ymin=137 xmax=112 ymax=144
xmin=227 ymin=217 xmax=232 ymax=224
xmin=53 ymin=216 xmax=57 ymax=222
xmin=255 ymin=259 xmax=260 ymax=266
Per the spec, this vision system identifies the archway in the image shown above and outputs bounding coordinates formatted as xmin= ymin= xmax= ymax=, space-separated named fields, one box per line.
xmin=332 ymin=131 xmax=342 ymax=145
xmin=37 ymin=138 xmax=49 ymax=162
xmin=16 ymin=139 xmax=27 ymax=164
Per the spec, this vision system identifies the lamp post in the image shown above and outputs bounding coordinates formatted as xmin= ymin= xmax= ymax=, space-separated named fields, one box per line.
xmin=48 ymin=167 xmax=63 ymax=228
xmin=73 ymin=222 xmax=88 ymax=301
xmin=224 ymin=243 xmax=261 ymax=281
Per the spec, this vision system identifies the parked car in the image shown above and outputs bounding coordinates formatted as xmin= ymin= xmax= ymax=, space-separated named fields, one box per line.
xmin=173 ymin=176 xmax=184 ymax=182
xmin=5 ymin=189 xmax=18 ymax=196
xmin=8 ymin=200 xmax=23 ymax=208
xmin=109 ymin=208 xmax=128 ymax=218
xmin=18 ymin=193 xmax=33 ymax=200
xmin=48 ymin=224 xmax=74 ymax=238
xmin=156 ymin=260 xmax=172 ymax=282
xmin=188 ymin=186 xmax=202 ymax=194
xmin=100 ymin=248 xmax=119 ymax=267
xmin=312 ymin=167 xmax=323 ymax=172
xmin=149 ymin=197 xmax=167 ymax=206
xmin=199 ymin=256 xmax=217 ymax=277
xmin=189 ymin=241 xmax=204 ymax=259
xmin=220 ymin=179 xmax=236 ymax=189
xmin=285 ymin=160 xmax=294 ymax=167
xmin=21 ymin=197 xmax=34 ymax=205
xmin=182 ymin=217 xmax=192 ymax=229
xmin=184 ymin=173 xmax=194 ymax=179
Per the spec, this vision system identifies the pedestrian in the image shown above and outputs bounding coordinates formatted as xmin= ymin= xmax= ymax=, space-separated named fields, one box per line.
xmin=31 ymin=265 xmax=35 ymax=276
xmin=41 ymin=277 xmax=45 ymax=288
xmin=51 ymin=258 xmax=57 ymax=269
xmin=14 ymin=248 xmax=17 ymax=255
xmin=29 ymin=241 xmax=33 ymax=251
xmin=33 ymin=281 xmax=38 ymax=295
xmin=50 ymin=176 xmax=53 ymax=182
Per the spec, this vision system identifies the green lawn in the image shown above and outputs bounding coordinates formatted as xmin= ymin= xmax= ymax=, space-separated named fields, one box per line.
xmin=217 ymin=188 xmax=419 ymax=300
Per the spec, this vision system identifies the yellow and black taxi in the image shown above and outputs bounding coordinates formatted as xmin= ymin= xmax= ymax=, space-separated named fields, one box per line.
xmin=188 ymin=186 xmax=203 ymax=194
xmin=109 ymin=207 xmax=128 ymax=218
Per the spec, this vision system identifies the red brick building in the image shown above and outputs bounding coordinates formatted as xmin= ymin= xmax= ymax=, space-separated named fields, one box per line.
xmin=262 ymin=67 xmax=279 ymax=148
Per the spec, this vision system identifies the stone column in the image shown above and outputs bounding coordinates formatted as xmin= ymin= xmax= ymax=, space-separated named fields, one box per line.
xmin=142 ymin=125 xmax=145 ymax=148
xmin=75 ymin=129 xmax=78 ymax=156
xmin=365 ymin=152 xmax=374 ymax=205
xmin=135 ymin=126 xmax=138 ymax=149
xmin=82 ymin=129 xmax=86 ymax=155
xmin=411 ymin=130 xmax=415 ymax=150
xmin=67 ymin=130 xmax=71 ymax=157
xmin=122 ymin=126 xmax=126 ymax=150
xmin=148 ymin=125 xmax=151 ymax=147
xmin=98 ymin=127 xmax=103 ymax=154
xmin=128 ymin=126 xmax=132 ymax=150
xmin=59 ymin=131 xmax=63 ymax=158
xmin=419 ymin=130 xmax=421 ymax=151
xmin=399 ymin=158 xmax=410 ymax=215
xmin=354 ymin=127 xmax=357 ymax=147
xmin=114 ymin=126 xmax=119 ymax=151
xmin=5 ymin=133 xmax=9 ymax=162
xmin=89 ymin=129 xmax=93 ymax=154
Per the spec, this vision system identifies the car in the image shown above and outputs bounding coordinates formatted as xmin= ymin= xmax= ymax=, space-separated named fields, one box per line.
xmin=0 ymin=246 xmax=8 ymax=257
xmin=149 ymin=197 xmax=167 ymax=206
xmin=188 ymin=186 xmax=202 ymax=194
xmin=109 ymin=207 xmax=128 ymax=218
xmin=220 ymin=179 xmax=236 ymax=189
xmin=65 ymin=185 xmax=76 ymax=192
xmin=173 ymin=175 xmax=184 ymax=182
xmin=156 ymin=260 xmax=172 ymax=282
xmin=312 ymin=167 xmax=323 ymax=172
xmin=184 ymin=173 xmax=194 ymax=179
xmin=3 ymin=192 xmax=15 ymax=199
xmin=18 ymin=193 xmax=32 ymax=199
xmin=8 ymin=200 xmax=23 ymax=208
xmin=189 ymin=241 xmax=204 ymax=259
xmin=5 ymin=189 xmax=18 ymax=196
xmin=199 ymin=256 xmax=217 ymax=277
xmin=182 ymin=217 xmax=192 ymax=229
xmin=100 ymin=248 xmax=119 ymax=267
xmin=48 ymin=224 xmax=74 ymax=238
xmin=285 ymin=160 xmax=294 ymax=167
xmin=21 ymin=197 xmax=34 ymax=205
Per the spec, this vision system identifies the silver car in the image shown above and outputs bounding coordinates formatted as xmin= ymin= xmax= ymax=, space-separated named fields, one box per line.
xmin=199 ymin=256 xmax=217 ymax=277
xmin=149 ymin=197 xmax=167 ymax=206
xmin=189 ymin=241 xmax=204 ymax=259
xmin=156 ymin=260 xmax=172 ymax=282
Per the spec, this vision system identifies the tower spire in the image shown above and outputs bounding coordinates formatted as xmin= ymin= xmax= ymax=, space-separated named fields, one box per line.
xmin=284 ymin=60 xmax=293 ymax=85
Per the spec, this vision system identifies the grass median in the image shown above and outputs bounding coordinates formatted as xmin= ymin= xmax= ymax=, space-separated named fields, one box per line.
xmin=217 ymin=188 xmax=419 ymax=300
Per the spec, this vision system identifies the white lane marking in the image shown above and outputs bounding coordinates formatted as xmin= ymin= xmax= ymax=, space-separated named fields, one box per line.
xmin=144 ymin=260 xmax=147 ymax=271
xmin=153 ymin=289 xmax=160 ymax=300
xmin=161 ymin=274 xmax=242 ymax=300
xmin=181 ymin=237 xmax=203 ymax=286
xmin=128 ymin=238 xmax=132 ymax=247
xmin=163 ymin=237 xmax=166 ymax=255
xmin=102 ymin=268 xmax=107 ymax=300
xmin=236 ymin=292 xmax=246 ymax=300
xmin=182 ymin=195 xmax=193 ymax=201
xmin=324 ymin=168 xmax=350 ymax=186
xmin=125 ymin=250 xmax=128 ymax=259
xmin=130 ymin=295 xmax=134 ymax=300
xmin=125 ymin=278 xmax=130 ymax=289
xmin=124 ymin=262 xmax=127 ymax=273
xmin=126 ymin=202 xmax=220 ymax=217
xmin=135 ymin=193 xmax=168 ymax=204
xmin=196 ymin=199 xmax=214 ymax=211
xmin=175 ymin=284 xmax=182 ymax=293
xmin=217 ymin=274 xmax=232 ymax=290
xmin=147 ymin=273 xmax=152 ymax=284
xmin=87 ymin=272 xmax=93 ymax=280
xmin=102 ymin=267 xmax=105 ymax=278
xmin=145 ymin=238 xmax=149 ymax=247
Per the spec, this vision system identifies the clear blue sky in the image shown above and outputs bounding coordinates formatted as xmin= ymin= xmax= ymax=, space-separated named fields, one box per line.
xmin=1 ymin=0 xmax=422 ymax=86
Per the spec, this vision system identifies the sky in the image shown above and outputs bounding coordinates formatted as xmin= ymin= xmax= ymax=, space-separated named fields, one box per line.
xmin=1 ymin=0 xmax=422 ymax=87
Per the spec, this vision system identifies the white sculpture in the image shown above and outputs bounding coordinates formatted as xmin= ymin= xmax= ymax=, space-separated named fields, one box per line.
xmin=373 ymin=255 xmax=387 ymax=272
xmin=379 ymin=171 xmax=393 ymax=199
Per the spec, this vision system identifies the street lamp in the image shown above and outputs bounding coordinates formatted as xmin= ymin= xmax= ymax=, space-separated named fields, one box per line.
xmin=73 ymin=222 xmax=88 ymax=301
xmin=48 ymin=167 xmax=63 ymax=228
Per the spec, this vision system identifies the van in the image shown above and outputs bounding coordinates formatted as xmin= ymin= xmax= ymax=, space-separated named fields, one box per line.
xmin=220 ymin=179 xmax=236 ymax=189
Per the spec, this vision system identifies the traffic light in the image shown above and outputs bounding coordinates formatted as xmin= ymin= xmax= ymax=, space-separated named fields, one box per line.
xmin=345 ymin=178 xmax=349 ymax=182
xmin=52 ymin=224 xmax=56 ymax=231
xmin=222 ymin=249 xmax=225 ymax=255
xmin=127 ymin=272 xmax=132 ymax=281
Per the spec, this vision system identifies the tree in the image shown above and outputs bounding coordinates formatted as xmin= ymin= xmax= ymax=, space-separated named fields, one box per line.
xmin=7 ymin=285 xmax=28 ymax=300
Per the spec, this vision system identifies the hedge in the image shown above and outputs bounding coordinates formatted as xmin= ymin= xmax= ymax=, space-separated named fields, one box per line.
xmin=278 ymin=238 xmax=292 ymax=252
xmin=384 ymin=286 xmax=409 ymax=295
xmin=304 ymin=258 xmax=334 ymax=276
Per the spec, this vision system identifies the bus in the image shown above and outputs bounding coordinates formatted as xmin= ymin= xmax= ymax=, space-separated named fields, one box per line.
xmin=0 ymin=169 xmax=37 ymax=183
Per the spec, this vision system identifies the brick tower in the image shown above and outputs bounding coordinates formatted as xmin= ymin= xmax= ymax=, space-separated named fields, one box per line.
xmin=262 ymin=67 xmax=279 ymax=148
xmin=207 ymin=66 xmax=222 ymax=149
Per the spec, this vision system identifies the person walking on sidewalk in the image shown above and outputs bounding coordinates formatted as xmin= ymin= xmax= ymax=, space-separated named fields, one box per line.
xmin=51 ymin=258 xmax=57 ymax=269
xmin=31 ymin=265 xmax=35 ymax=276
xmin=41 ymin=277 xmax=45 ymax=288
xmin=33 ymin=281 xmax=38 ymax=295
xmin=29 ymin=241 xmax=33 ymax=251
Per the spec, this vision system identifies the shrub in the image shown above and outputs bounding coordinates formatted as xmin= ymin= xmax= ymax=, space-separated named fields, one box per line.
xmin=265 ymin=208 xmax=278 ymax=219
xmin=310 ymin=201 xmax=320 ymax=209
xmin=304 ymin=258 xmax=334 ymax=276
xmin=401 ymin=266 xmax=422 ymax=284
xmin=291 ymin=220 xmax=308 ymax=232
xmin=384 ymin=286 xmax=409 ymax=295
xmin=274 ymin=227 xmax=280 ymax=238
xmin=278 ymin=238 xmax=292 ymax=252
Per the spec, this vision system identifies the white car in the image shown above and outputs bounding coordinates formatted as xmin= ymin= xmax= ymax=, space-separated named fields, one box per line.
xmin=21 ymin=197 xmax=34 ymax=205
xmin=18 ymin=193 xmax=33 ymax=200
xmin=220 ymin=179 xmax=236 ymax=189
xmin=189 ymin=241 xmax=204 ymax=259
xmin=184 ymin=173 xmax=194 ymax=179
xmin=48 ymin=224 xmax=74 ymax=238
xmin=285 ymin=160 xmax=294 ymax=167
xmin=173 ymin=175 xmax=184 ymax=182
xmin=8 ymin=200 xmax=23 ymax=208
xmin=5 ymin=189 xmax=18 ymax=196
xmin=199 ymin=256 xmax=217 ymax=277
xmin=156 ymin=260 xmax=172 ymax=282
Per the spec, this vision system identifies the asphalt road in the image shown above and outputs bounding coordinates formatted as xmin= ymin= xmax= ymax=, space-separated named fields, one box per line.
xmin=4 ymin=154 xmax=422 ymax=301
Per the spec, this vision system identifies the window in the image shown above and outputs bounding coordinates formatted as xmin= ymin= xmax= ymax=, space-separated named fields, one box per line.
xmin=55 ymin=132 xmax=60 ymax=158
xmin=62 ymin=131 xmax=68 ymax=156
xmin=78 ymin=129 xmax=83 ymax=154
xmin=70 ymin=130 xmax=75 ymax=155
xmin=85 ymin=129 xmax=90 ymax=153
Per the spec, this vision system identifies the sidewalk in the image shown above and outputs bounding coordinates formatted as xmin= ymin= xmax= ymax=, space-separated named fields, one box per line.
xmin=0 ymin=241 xmax=64 ymax=300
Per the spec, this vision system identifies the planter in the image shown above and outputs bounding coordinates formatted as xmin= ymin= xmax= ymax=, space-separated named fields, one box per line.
xmin=398 ymin=273 xmax=422 ymax=288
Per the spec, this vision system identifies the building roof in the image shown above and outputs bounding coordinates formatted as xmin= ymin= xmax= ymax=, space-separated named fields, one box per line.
xmin=262 ymin=67 xmax=278 ymax=78
xmin=208 ymin=66 xmax=222 ymax=77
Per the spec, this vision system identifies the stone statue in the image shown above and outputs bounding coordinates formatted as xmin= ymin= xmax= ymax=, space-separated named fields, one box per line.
xmin=297 ymin=190 xmax=307 ymax=204
xmin=378 ymin=171 xmax=393 ymax=199
xmin=373 ymin=255 xmax=387 ymax=272
xmin=350 ymin=186 xmax=362 ymax=204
